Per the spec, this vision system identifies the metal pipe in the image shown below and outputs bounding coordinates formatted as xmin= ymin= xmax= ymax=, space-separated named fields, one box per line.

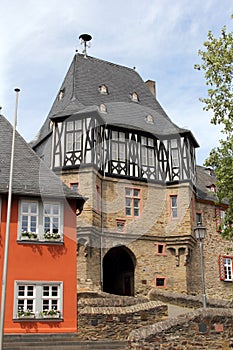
xmin=0 ymin=88 xmax=20 ymax=350
xmin=199 ymin=238 xmax=207 ymax=308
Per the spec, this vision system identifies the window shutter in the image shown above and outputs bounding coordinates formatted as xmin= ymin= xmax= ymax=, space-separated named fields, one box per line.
xmin=218 ymin=255 xmax=225 ymax=281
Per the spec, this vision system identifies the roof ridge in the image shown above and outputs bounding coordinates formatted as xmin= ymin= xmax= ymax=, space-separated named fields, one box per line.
xmin=76 ymin=52 xmax=138 ymax=75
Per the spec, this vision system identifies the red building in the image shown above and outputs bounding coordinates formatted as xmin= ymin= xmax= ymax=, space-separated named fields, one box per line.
xmin=0 ymin=114 xmax=85 ymax=333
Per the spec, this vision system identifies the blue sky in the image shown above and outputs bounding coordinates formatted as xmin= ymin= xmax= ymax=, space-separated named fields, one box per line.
xmin=1 ymin=0 xmax=233 ymax=165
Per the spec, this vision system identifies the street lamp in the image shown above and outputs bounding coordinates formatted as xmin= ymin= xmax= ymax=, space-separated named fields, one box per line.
xmin=194 ymin=223 xmax=207 ymax=308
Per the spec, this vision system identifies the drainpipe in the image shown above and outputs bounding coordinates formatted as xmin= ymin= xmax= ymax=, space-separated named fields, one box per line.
xmin=100 ymin=124 xmax=106 ymax=291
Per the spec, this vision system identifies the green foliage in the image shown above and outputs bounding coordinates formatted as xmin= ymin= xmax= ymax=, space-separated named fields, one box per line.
xmin=195 ymin=15 xmax=233 ymax=238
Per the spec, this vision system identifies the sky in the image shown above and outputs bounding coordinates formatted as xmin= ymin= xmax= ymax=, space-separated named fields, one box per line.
xmin=1 ymin=0 xmax=233 ymax=165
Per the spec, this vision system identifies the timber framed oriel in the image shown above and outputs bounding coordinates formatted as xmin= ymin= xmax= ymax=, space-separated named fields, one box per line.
xmin=52 ymin=113 xmax=196 ymax=184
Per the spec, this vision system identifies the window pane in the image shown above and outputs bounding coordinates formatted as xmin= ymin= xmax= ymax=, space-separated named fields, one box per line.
xmin=52 ymin=286 xmax=58 ymax=296
xmin=22 ymin=203 xmax=28 ymax=213
xmin=43 ymin=286 xmax=49 ymax=296
xmin=67 ymin=121 xmax=73 ymax=131
xmin=30 ymin=203 xmax=37 ymax=214
xmin=171 ymin=196 xmax=177 ymax=207
xmin=75 ymin=119 xmax=82 ymax=130
xmin=126 ymin=208 xmax=131 ymax=216
xmin=133 ymin=189 xmax=140 ymax=197
xmin=53 ymin=205 xmax=59 ymax=215
xmin=112 ymin=131 xmax=118 ymax=140
xmin=125 ymin=188 xmax=131 ymax=196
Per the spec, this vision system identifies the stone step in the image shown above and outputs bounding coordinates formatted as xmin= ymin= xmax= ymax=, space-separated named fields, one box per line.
xmin=3 ymin=336 xmax=127 ymax=350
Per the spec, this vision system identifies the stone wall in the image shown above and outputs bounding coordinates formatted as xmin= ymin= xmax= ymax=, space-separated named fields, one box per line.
xmin=148 ymin=289 xmax=233 ymax=309
xmin=77 ymin=295 xmax=168 ymax=340
xmin=60 ymin=166 xmax=233 ymax=301
xmin=196 ymin=200 xmax=233 ymax=300
xmin=127 ymin=308 xmax=233 ymax=350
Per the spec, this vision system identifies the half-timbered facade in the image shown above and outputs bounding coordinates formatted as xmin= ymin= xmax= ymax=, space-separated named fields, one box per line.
xmin=32 ymin=51 xmax=233 ymax=300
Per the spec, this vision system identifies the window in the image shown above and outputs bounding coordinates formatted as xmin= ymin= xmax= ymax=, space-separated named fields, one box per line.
xmin=96 ymin=185 xmax=101 ymax=212
xmin=171 ymin=139 xmax=179 ymax=168
xmin=70 ymin=182 xmax=79 ymax=193
xmin=145 ymin=114 xmax=154 ymax=124
xmin=111 ymin=131 xmax=126 ymax=161
xmin=155 ymin=243 xmax=166 ymax=255
xmin=58 ymin=88 xmax=65 ymax=101
xmin=66 ymin=120 xmax=82 ymax=152
xmin=170 ymin=195 xmax=178 ymax=219
xmin=215 ymin=207 xmax=227 ymax=232
xmin=99 ymin=84 xmax=108 ymax=95
xmin=19 ymin=200 xmax=63 ymax=242
xmin=130 ymin=92 xmax=139 ymax=102
xmin=125 ymin=188 xmax=141 ymax=217
xmin=44 ymin=203 xmax=60 ymax=234
xmin=196 ymin=213 xmax=202 ymax=225
xmin=14 ymin=281 xmax=63 ymax=319
xmin=21 ymin=201 xmax=38 ymax=234
xmin=99 ymin=104 xmax=107 ymax=113
xmin=141 ymin=137 xmax=155 ymax=167
xmin=155 ymin=276 xmax=166 ymax=288
xmin=116 ymin=219 xmax=126 ymax=233
xmin=219 ymin=256 xmax=233 ymax=282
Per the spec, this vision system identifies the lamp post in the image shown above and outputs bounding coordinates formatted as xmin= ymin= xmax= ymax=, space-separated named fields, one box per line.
xmin=194 ymin=223 xmax=207 ymax=308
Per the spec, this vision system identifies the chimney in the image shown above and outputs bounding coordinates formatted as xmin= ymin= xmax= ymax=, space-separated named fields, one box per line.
xmin=145 ymin=80 xmax=156 ymax=98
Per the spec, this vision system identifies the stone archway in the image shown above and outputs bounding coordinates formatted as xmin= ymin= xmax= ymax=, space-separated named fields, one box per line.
xmin=103 ymin=246 xmax=136 ymax=296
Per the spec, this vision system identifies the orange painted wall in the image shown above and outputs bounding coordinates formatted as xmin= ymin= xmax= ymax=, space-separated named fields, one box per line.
xmin=0 ymin=195 xmax=77 ymax=334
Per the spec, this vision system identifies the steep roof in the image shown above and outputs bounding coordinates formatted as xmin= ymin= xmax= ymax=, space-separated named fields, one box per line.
xmin=31 ymin=53 xmax=198 ymax=148
xmin=196 ymin=165 xmax=227 ymax=205
xmin=0 ymin=114 xmax=85 ymax=207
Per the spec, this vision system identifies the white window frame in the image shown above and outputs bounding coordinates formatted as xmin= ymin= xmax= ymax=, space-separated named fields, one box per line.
xmin=18 ymin=199 xmax=64 ymax=242
xmin=14 ymin=281 xmax=63 ymax=319
xmin=66 ymin=120 xmax=82 ymax=152
xmin=111 ymin=131 xmax=126 ymax=162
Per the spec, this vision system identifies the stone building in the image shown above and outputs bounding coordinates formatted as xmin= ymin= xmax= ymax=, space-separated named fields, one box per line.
xmin=31 ymin=42 xmax=233 ymax=300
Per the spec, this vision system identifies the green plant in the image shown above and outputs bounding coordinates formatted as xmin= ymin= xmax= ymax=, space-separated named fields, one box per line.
xmin=39 ymin=309 xmax=60 ymax=317
xmin=44 ymin=232 xmax=61 ymax=240
xmin=17 ymin=307 xmax=35 ymax=318
xmin=21 ymin=231 xmax=38 ymax=239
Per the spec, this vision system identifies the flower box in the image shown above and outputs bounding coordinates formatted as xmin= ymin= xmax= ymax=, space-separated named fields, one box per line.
xmin=41 ymin=314 xmax=60 ymax=319
xmin=18 ymin=315 xmax=35 ymax=319
xmin=21 ymin=232 xmax=38 ymax=240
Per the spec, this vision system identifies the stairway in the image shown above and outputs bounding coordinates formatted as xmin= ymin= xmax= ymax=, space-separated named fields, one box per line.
xmin=3 ymin=334 xmax=128 ymax=350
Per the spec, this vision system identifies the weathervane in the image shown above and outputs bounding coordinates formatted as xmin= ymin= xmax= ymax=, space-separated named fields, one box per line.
xmin=79 ymin=34 xmax=92 ymax=58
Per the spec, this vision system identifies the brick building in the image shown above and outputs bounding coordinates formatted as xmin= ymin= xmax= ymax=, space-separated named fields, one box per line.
xmin=31 ymin=46 xmax=233 ymax=301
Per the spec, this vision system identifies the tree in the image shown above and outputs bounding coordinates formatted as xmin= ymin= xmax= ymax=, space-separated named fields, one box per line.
xmin=194 ymin=16 xmax=233 ymax=238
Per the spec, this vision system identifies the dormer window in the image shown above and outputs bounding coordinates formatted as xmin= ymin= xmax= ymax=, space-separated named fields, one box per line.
xmin=205 ymin=167 xmax=213 ymax=176
xmin=99 ymin=84 xmax=109 ymax=95
xmin=145 ymin=114 xmax=154 ymax=124
xmin=130 ymin=92 xmax=139 ymax=102
xmin=207 ymin=184 xmax=216 ymax=192
xmin=58 ymin=88 xmax=65 ymax=101
xmin=99 ymin=104 xmax=107 ymax=113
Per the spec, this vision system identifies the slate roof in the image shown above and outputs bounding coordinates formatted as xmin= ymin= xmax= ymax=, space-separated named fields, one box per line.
xmin=31 ymin=53 xmax=198 ymax=148
xmin=195 ymin=165 xmax=227 ymax=204
xmin=0 ymin=114 xmax=85 ymax=207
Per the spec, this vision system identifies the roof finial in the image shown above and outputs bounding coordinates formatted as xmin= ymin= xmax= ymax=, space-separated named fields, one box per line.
xmin=79 ymin=34 xmax=92 ymax=58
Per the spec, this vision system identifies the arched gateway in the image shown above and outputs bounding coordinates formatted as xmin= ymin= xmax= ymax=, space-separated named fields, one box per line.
xmin=103 ymin=246 xmax=136 ymax=296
